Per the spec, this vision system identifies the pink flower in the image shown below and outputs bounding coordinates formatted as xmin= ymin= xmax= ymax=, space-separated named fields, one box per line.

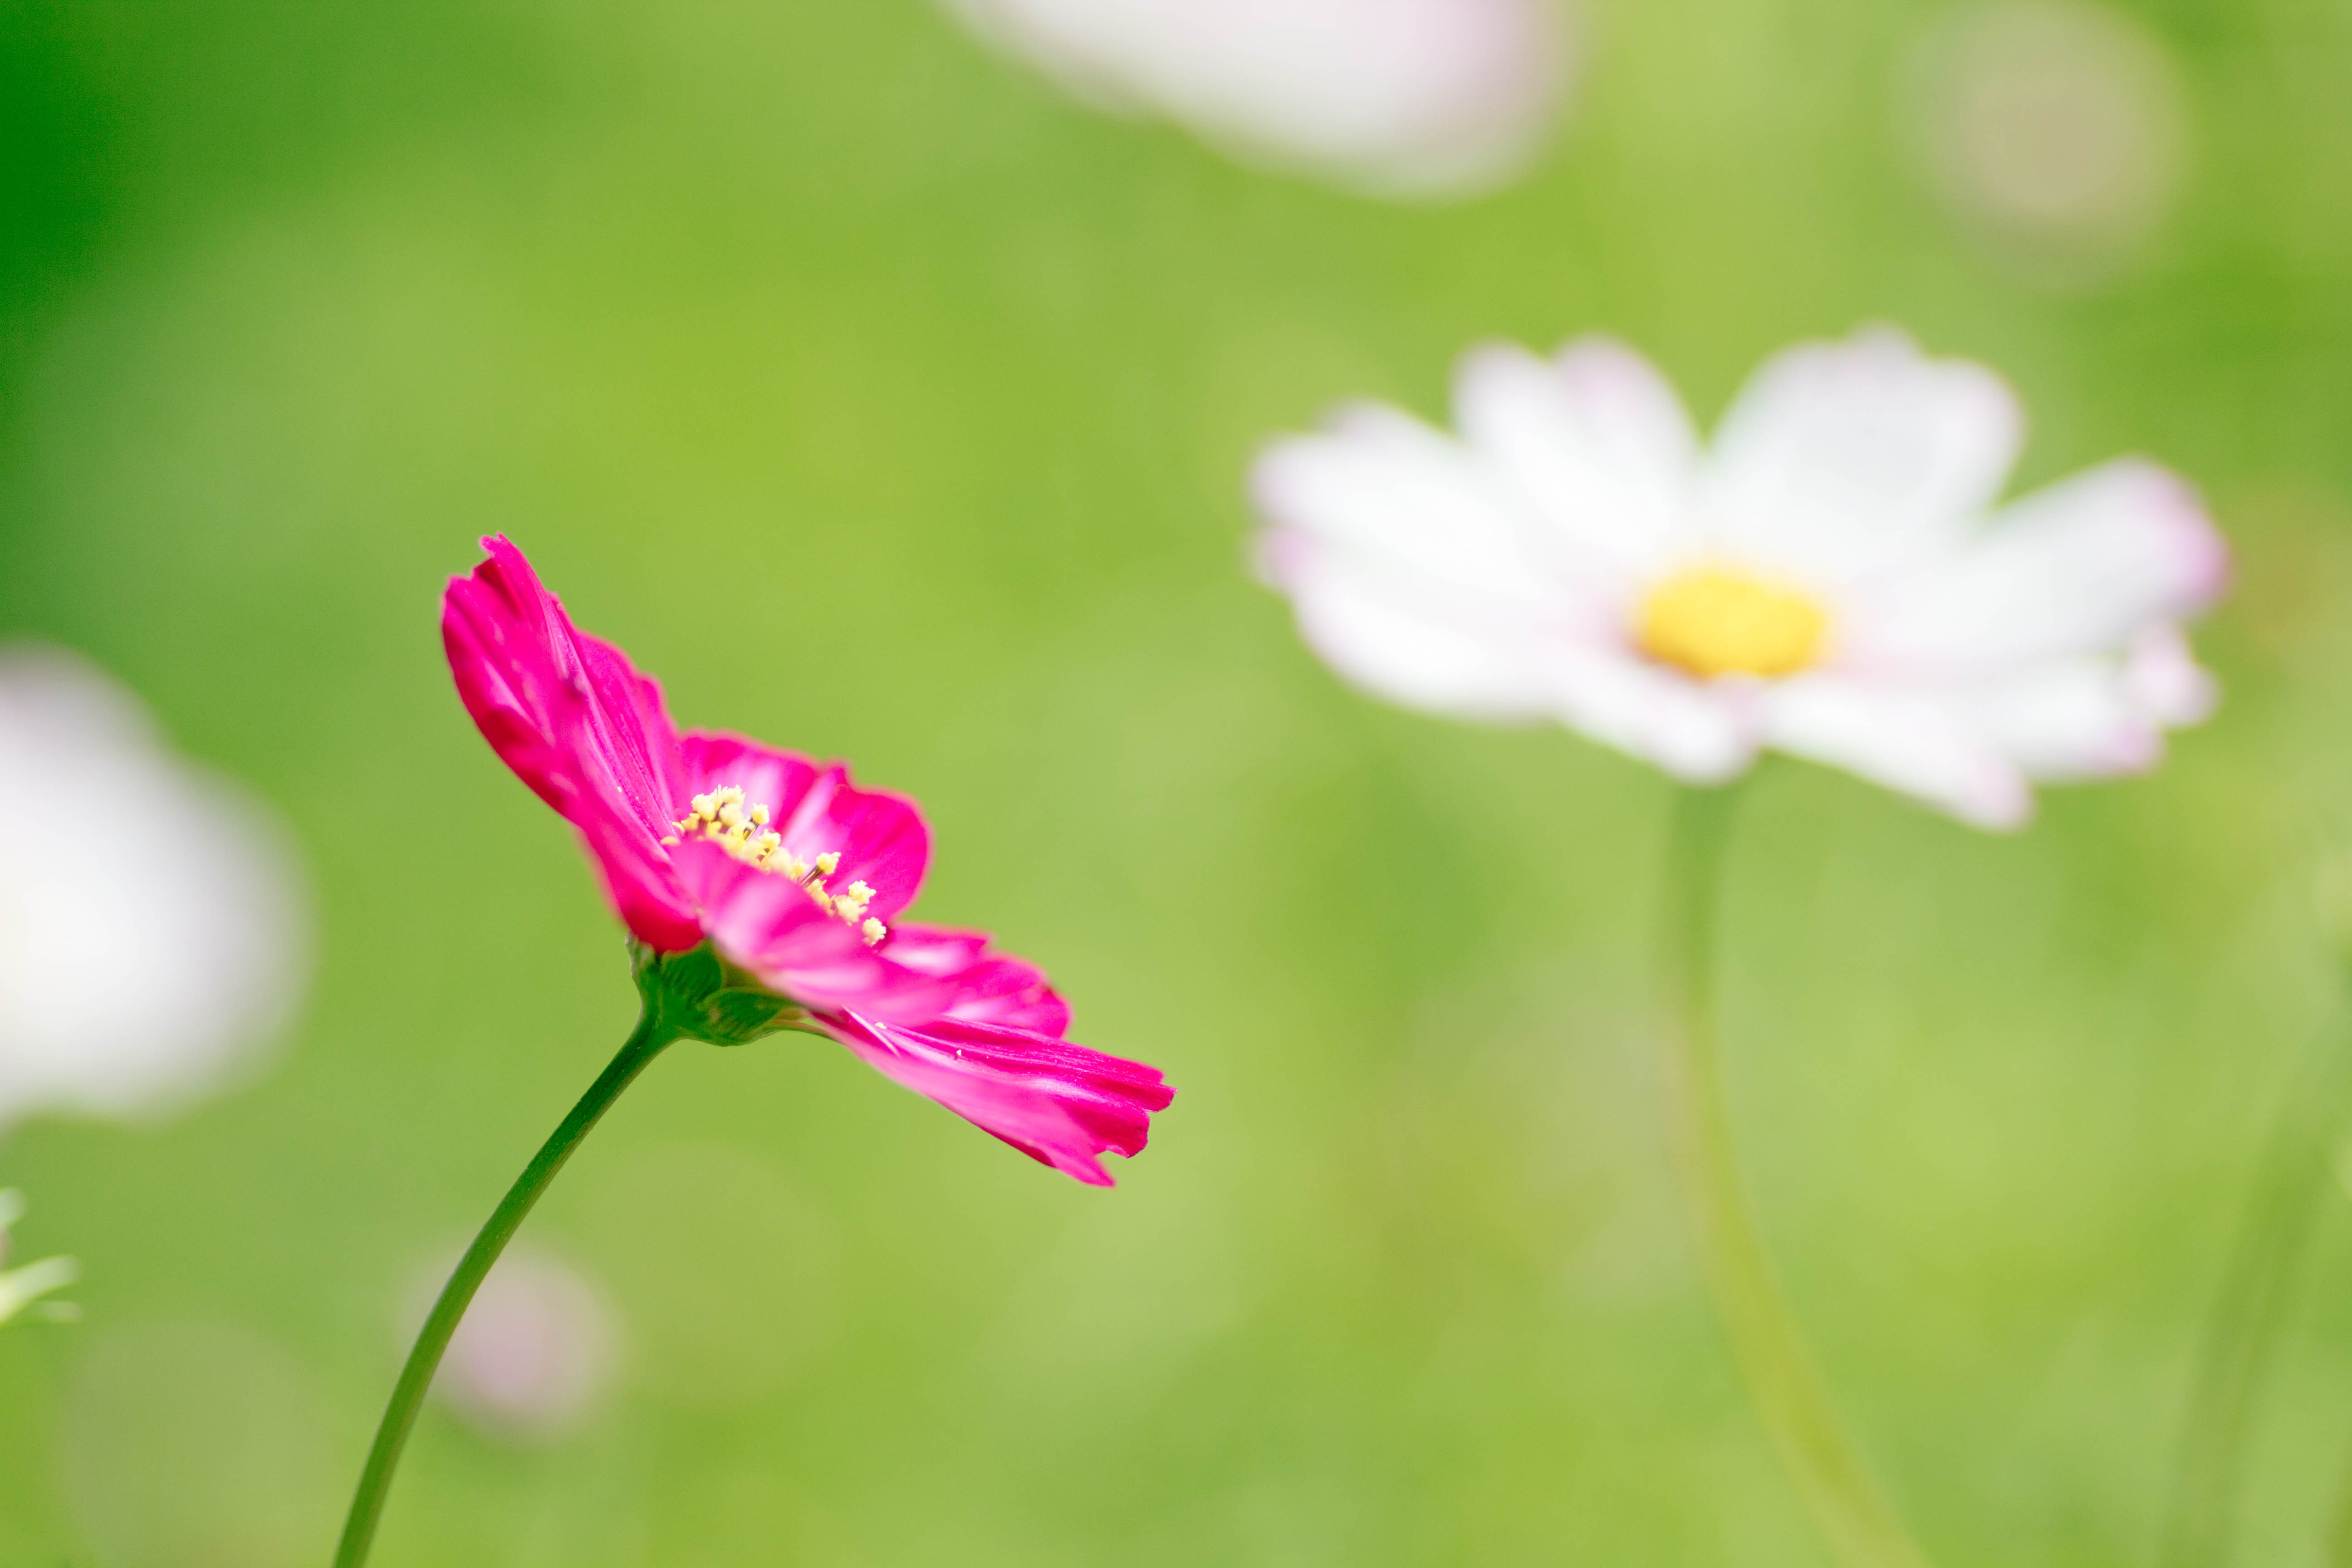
xmin=442 ymin=537 xmax=1171 ymax=1185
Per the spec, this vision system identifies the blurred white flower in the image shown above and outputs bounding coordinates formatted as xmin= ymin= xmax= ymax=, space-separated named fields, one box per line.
xmin=1253 ymin=327 xmax=2227 ymax=828
xmin=942 ymin=0 xmax=1571 ymax=197
xmin=1911 ymin=0 xmax=2187 ymax=277
xmin=0 ymin=1188 xmax=78 ymax=1327
xmin=0 ymin=645 xmax=305 ymax=1127
xmin=405 ymin=1246 xmax=617 ymax=1439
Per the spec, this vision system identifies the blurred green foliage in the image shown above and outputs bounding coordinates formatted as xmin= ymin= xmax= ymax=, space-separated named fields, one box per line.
xmin=3 ymin=0 xmax=2352 ymax=1564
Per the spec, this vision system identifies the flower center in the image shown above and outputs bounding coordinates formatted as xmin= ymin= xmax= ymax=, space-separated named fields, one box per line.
xmin=1636 ymin=566 xmax=1828 ymax=679
xmin=666 ymin=785 xmax=887 ymax=946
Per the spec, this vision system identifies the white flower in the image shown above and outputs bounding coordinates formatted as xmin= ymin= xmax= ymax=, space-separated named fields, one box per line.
xmin=940 ymin=0 xmax=1571 ymax=197
xmin=404 ymin=1247 xmax=617 ymax=1439
xmin=1251 ymin=328 xmax=2227 ymax=828
xmin=0 ymin=645 xmax=306 ymax=1125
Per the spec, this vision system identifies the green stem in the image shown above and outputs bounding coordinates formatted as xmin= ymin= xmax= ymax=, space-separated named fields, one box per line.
xmin=1657 ymin=784 xmax=1931 ymax=1568
xmin=2163 ymin=1008 xmax=2352 ymax=1568
xmin=2328 ymin=1455 xmax=2352 ymax=1568
xmin=332 ymin=1005 xmax=680 ymax=1568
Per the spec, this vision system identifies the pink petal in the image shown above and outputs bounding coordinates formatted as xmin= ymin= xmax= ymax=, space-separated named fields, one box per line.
xmin=681 ymin=733 xmax=931 ymax=923
xmin=818 ymin=1011 xmax=1174 ymax=1186
xmin=671 ymin=840 xmax=957 ymax=1023
xmin=1704 ymin=328 xmax=2024 ymax=587
xmin=882 ymin=921 xmax=1073 ymax=1035
xmin=443 ymin=537 xmax=699 ymax=949
xmin=573 ymin=798 xmax=708 ymax=954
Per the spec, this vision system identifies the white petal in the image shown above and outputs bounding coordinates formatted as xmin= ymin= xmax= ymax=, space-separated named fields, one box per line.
xmin=1453 ymin=337 xmax=1703 ymax=584
xmin=1253 ymin=403 xmax=1600 ymax=619
xmin=1259 ymin=531 xmax=1557 ymax=719
xmin=1764 ymin=674 xmax=2033 ymax=829
xmin=942 ymin=0 xmax=1569 ymax=197
xmin=1704 ymin=328 xmax=2024 ymax=586
xmin=1947 ymin=629 xmax=2215 ymax=783
xmin=0 ymin=647 xmax=307 ymax=1127
xmin=1952 ymin=657 xmax=2166 ymax=780
xmin=1548 ymin=646 xmax=1759 ymax=783
xmin=1259 ymin=519 xmax=1757 ymax=779
xmin=2122 ymin=623 xmax=2217 ymax=726
xmin=1840 ymin=458 xmax=2225 ymax=674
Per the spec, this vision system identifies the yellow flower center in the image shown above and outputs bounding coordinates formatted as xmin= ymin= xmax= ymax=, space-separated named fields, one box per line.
xmin=1636 ymin=566 xmax=1829 ymax=680
xmin=665 ymin=784 xmax=887 ymax=946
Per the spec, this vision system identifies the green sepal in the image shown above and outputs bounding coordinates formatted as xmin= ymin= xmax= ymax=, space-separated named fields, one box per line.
xmin=630 ymin=940 xmax=815 ymax=1047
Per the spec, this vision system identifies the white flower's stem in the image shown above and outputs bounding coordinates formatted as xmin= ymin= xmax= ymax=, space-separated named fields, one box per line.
xmin=2328 ymin=1463 xmax=2352 ymax=1568
xmin=1658 ymin=784 xmax=1931 ymax=1568
xmin=2164 ymin=1006 xmax=2352 ymax=1568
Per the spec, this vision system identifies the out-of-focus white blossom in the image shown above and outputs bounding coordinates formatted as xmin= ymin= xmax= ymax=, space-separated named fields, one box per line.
xmin=0 ymin=1188 xmax=78 ymax=1326
xmin=405 ymin=1246 xmax=617 ymax=1439
xmin=941 ymin=0 xmax=1572 ymax=197
xmin=0 ymin=646 xmax=305 ymax=1127
xmin=1254 ymin=327 xmax=2227 ymax=829
xmin=1911 ymin=0 xmax=2187 ymax=278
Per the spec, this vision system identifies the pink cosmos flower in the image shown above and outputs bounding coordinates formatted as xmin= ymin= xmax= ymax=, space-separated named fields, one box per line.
xmin=442 ymin=536 xmax=1171 ymax=1185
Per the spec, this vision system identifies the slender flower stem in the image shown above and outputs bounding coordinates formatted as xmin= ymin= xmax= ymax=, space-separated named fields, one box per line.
xmin=332 ymin=1005 xmax=680 ymax=1568
xmin=1657 ymin=784 xmax=1931 ymax=1568
xmin=2328 ymin=1452 xmax=2352 ymax=1568
xmin=2162 ymin=1005 xmax=2352 ymax=1568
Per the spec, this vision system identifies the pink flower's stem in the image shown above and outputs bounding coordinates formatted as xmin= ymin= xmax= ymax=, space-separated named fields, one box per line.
xmin=332 ymin=1005 xmax=680 ymax=1568
xmin=1658 ymin=784 xmax=1931 ymax=1568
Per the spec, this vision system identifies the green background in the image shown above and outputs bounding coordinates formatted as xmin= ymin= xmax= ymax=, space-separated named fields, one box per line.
xmin=2 ymin=0 xmax=2350 ymax=1563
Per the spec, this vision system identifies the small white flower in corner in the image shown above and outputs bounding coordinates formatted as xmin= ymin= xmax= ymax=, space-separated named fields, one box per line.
xmin=941 ymin=0 xmax=1572 ymax=198
xmin=0 ymin=646 xmax=307 ymax=1127
xmin=1251 ymin=327 xmax=2227 ymax=829
xmin=0 ymin=1190 xmax=78 ymax=1327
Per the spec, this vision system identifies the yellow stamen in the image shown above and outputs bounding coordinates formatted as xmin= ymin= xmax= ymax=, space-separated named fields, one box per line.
xmin=833 ymin=881 xmax=876 ymax=922
xmin=1637 ymin=565 xmax=1829 ymax=679
xmin=671 ymin=781 xmax=888 ymax=944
